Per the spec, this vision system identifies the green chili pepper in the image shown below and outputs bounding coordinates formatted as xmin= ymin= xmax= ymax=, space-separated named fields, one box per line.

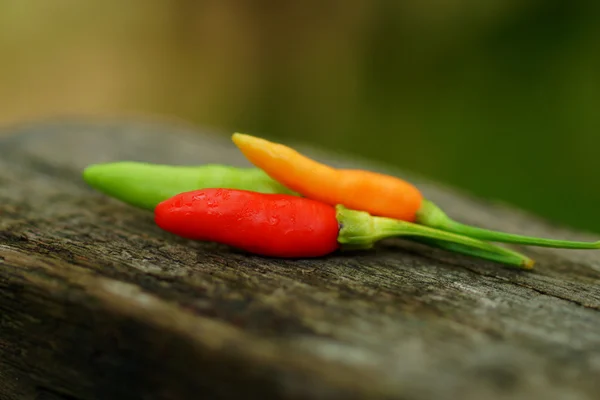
xmin=82 ymin=161 xmax=297 ymax=210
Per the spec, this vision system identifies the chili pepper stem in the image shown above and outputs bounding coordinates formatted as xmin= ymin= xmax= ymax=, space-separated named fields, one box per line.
xmin=415 ymin=199 xmax=600 ymax=249
xmin=336 ymin=205 xmax=534 ymax=269
xmin=409 ymin=238 xmax=530 ymax=267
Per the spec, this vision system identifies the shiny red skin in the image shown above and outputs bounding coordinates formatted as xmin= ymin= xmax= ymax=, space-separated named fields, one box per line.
xmin=154 ymin=188 xmax=340 ymax=258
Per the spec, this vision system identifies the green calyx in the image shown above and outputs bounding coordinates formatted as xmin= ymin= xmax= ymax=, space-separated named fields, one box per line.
xmin=415 ymin=199 xmax=600 ymax=249
xmin=336 ymin=205 xmax=534 ymax=269
xmin=83 ymin=161 xmax=298 ymax=210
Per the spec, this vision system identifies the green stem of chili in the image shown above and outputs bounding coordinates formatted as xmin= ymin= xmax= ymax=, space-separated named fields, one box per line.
xmin=415 ymin=199 xmax=600 ymax=249
xmin=336 ymin=205 xmax=534 ymax=269
xmin=408 ymin=238 xmax=529 ymax=266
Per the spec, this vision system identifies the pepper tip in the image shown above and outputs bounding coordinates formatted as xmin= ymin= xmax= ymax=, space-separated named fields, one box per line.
xmin=231 ymin=132 xmax=250 ymax=143
xmin=523 ymin=258 xmax=535 ymax=270
xmin=82 ymin=163 xmax=101 ymax=186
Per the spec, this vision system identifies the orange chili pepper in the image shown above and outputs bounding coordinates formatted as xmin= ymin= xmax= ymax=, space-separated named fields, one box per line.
xmin=232 ymin=132 xmax=600 ymax=250
xmin=231 ymin=133 xmax=424 ymax=222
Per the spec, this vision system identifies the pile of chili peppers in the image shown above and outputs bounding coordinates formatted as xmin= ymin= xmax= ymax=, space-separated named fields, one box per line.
xmin=83 ymin=133 xmax=600 ymax=269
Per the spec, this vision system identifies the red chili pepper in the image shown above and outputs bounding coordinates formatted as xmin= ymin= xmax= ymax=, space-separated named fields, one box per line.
xmin=154 ymin=188 xmax=534 ymax=268
xmin=156 ymin=188 xmax=339 ymax=257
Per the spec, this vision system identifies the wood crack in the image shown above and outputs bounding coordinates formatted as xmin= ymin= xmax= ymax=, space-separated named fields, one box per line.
xmin=35 ymin=386 xmax=87 ymax=400
xmin=456 ymin=262 xmax=600 ymax=311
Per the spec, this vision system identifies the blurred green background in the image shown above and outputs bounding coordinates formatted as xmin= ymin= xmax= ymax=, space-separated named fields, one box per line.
xmin=1 ymin=1 xmax=598 ymax=233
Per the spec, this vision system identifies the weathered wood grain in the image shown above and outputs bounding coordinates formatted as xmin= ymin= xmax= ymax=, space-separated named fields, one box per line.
xmin=1 ymin=118 xmax=599 ymax=400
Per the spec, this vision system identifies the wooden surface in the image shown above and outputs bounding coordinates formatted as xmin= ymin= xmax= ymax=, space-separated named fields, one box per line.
xmin=1 ymin=119 xmax=600 ymax=400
